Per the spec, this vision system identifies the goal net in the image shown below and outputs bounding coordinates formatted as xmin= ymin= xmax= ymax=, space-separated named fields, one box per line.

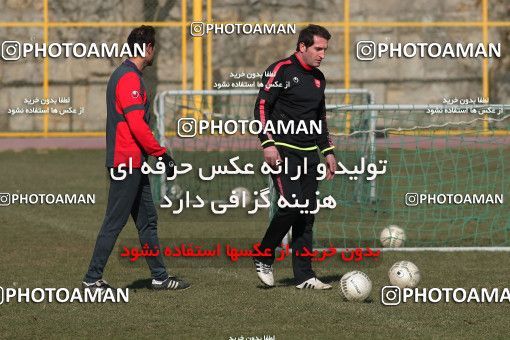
xmin=153 ymin=89 xmax=375 ymax=205
xmin=316 ymin=103 xmax=510 ymax=248
xmin=153 ymin=89 xmax=510 ymax=248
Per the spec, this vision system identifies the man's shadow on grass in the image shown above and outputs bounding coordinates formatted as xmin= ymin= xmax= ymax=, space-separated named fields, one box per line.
xmin=277 ymin=274 xmax=343 ymax=287
xmin=255 ymin=274 xmax=343 ymax=289
xmin=269 ymin=274 xmax=374 ymax=302
xmin=125 ymin=278 xmax=152 ymax=290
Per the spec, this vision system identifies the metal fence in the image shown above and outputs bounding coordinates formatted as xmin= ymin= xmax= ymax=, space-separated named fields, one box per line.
xmin=0 ymin=0 xmax=508 ymax=137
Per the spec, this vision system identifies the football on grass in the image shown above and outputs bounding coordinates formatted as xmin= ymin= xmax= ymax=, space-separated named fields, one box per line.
xmin=339 ymin=270 xmax=372 ymax=302
xmin=380 ymin=225 xmax=406 ymax=247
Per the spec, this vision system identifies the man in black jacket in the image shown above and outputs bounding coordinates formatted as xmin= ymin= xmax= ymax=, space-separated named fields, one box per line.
xmin=253 ymin=24 xmax=337 ymax=289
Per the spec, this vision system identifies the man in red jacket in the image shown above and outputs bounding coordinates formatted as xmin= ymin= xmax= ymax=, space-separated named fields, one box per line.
xmin=82 ymin=26 xmax=190 ymax=291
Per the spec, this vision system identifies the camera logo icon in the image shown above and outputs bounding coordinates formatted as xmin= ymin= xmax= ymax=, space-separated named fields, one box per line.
xmin=356 ymin=40 xmax=376 ymax=61
xmin=1 ymin=41 xmax=21 ymax=61
xmin=0 ymin=193 xmax=11 ymax=207
xmin=177 ymin=118 xmax=197 ymax=138
xmin=405 ymin=193 xmax=419 ymax=207
xmin=190 ymin=22 xmax=205 ymax=37
xmin=381 ymin=286 xmax=401 ymax=306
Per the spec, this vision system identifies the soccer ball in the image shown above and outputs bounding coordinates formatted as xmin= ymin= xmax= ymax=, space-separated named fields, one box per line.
xmin=388 ymin=261 xmax=421 ymax=288
xmin=231 ymin=187 xmax=252 ymax=205
xmin=380 ymin=225 xmax=406 ymax=247
xmin=339 ymin=270 xmax=372 ymax=302
xmin=167 ymin=184 xmax=184 ymax=200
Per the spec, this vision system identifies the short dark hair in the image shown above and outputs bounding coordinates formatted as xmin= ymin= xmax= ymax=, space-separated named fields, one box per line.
xmin=127 ymin=25 xmax=156 ymax=54
xmin=296 ymin=24 xmax=331 ymax=51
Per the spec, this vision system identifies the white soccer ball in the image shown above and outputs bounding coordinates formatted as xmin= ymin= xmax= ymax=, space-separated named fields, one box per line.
xmin=380 ymin=225 xmax=406 ymax=248
xmin=167 ymin=184 xmax=184 ymax=200
xmin=231 ymin=187 xmax=252 ymax=205
xmin=339 ymin=270 xmax=372 ymax=302
xmin=388 ymin=261 xmax=421 ymax=288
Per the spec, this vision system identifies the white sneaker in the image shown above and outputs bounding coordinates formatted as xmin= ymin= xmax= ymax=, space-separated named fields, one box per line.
xmin=151 ymin=277 xmax=191 ymax=290
xmin=81 ymin=279 xmax=113 ymax=291
xmin=254 ymin=259 xmax=274 ymax=287
xmin=296 ymin=277 xmax=332 ymax=290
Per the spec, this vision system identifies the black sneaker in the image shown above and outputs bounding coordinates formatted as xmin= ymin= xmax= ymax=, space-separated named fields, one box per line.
xmin=82 ymin=279 xmax=113 ymax=291
xmin=151 ymin=277 xmax=191 ymax=290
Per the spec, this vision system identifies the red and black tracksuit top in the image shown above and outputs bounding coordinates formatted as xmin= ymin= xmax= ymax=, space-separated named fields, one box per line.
xmin=254 ymin=52 xmax=335 ymax=156
xmin=105 ymin=59 xmax=166 ymax=168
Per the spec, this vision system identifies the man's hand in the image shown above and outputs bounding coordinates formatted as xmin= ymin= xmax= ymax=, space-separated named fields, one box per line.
xmin=263 ymin=146 xmax=282 ymax=169
xmin=160 ymin=152 xmax=176 ymax=178
xmin=325 ymin=154 xmax=337 ymax=180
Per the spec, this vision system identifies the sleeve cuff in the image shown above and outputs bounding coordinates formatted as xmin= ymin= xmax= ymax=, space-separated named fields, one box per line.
xmin=261 ymin=140 xmax=275 ymax=149
xmin=320 ymin=146 xmax=335 ymax=157
xmin=153 ymin=148 xmax=167 ymax=157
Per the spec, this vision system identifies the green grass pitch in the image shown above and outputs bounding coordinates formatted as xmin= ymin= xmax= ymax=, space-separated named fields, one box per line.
xmin=0 ymin=149 xmax=509 ymax=339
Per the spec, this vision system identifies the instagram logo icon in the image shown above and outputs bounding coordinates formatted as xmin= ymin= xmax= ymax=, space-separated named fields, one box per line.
xmin=356 ymin=40 xmax=376 ymax=61
xmin=1 ymin=41 xmax=21 ymax=61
